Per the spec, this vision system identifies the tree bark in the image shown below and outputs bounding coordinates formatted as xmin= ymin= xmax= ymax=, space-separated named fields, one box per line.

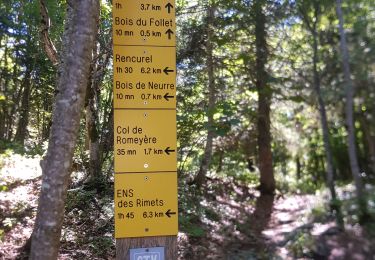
xmin=336 ymin=0 xmax=367 ymax=219
xmin=254 ymin=0 xmax=275 ymax=194
xmin=195 ymin=3 xmax=216 ymax=187
xmin=29 ymin=1 xmax=100 ymax=259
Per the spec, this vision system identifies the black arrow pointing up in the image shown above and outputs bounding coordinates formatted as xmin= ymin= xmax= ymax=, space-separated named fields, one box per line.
xmin=165 ymin=3 xmax=174 ymax=14
xmin=163 ymin=93 xmax=174 ymax=101
xmin=165 ymin=29 xmax=174 ymax=40
xmin=166 ymin=209 xmax=176 ymax=218
xmin=164 ymin=147 xmax=175 ymax=155
xmin=163 ymin=67 xmax=174 ymax=75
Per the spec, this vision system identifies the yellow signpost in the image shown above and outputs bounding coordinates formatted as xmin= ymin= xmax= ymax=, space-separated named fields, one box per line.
xmin=113 ymin=0 xmax=177 ymax=258
xmin=114 ymin=109 xmax=177 ymax=173
xmin=115 ymin=172 xmax=178 ymax=238
xmin=113 ymin=0 xmax=176 ymax=46
xmin=113 ymin=45 xmax=176 ymax=109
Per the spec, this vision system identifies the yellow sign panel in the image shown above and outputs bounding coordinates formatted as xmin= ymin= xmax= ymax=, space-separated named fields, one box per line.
xmin=113 ymin=0 xmax=177 ymax=239
xmin=113 ymin=0 xmax=176 ymax=46
xmin=114 ymin=109 xmax=177 ymax=173
xmin=113 ymin=45 xmax=176 ymax=109
xmin=115 ymin=172 xmax=178 ymax=238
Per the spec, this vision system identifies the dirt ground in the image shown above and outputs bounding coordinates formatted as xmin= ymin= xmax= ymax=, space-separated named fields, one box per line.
xmin=1 ymin=155 xmax=375 ymax=259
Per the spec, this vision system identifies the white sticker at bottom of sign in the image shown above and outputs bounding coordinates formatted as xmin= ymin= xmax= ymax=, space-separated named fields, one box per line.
xmin=130 ymin=247 xmax=165 ymax=260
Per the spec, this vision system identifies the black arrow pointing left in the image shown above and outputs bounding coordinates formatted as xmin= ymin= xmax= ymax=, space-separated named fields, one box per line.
xmin=166 ymin=209 xmax=177 ymax=218
xmin=163 ymin=67 xmax=174 ymax=75
xmin=164 ymin=93 xmax=174 ymax=101
xmin=164 ymin=147 xmax=175 ymax=155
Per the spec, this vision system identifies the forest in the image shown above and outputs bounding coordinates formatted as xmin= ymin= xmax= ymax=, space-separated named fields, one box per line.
xmin=1 ymin=0 xmax=375 ymax=259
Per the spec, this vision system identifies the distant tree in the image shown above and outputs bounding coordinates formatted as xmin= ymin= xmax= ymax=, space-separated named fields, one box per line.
xmin=298 ymin=0 xmax=342 ymax=226
xmin=336 ymin=0 xmax=368 ymax=221
xmin=194 ymin=1 xmax=216 ymax=187
xmin=253 ymin=0 xmax=275 ymax=194
xmin=30 ymin=0 xmax=100 ymax=259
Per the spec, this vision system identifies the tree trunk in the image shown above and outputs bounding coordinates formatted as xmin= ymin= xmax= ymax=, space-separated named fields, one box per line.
xmin=298 ymin=0 xmax=343 ymax=226
xmin=302 ymin=2 xmax=343 ymax=227
xmin=313 ymin=25 xmax=343 ymax=226
xmin=195 ymin=4 xmax=216 ymax=187
xmin=86 ymin=30 xmax=111 ymax=183
xmin=30 ymin=1 xmax=100 ymax=259
xmin=14 ymin=62 xmax=33 ymax=145
xmin=85 ymin=69 xmax=101 ymax=181
xmin=254 ymin=0 xmax=275 ymax=194
xmin=0 ymin=44 xmax=8 ymax=140
xmin=336 ymin=0 xmax=368 ymax=220
xmin=359 ymin=114 xmax=375 ymax=174
xmin=296 ymin=156 xmax=301 ymax=180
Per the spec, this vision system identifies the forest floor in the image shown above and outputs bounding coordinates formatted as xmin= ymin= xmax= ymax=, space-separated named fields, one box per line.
xmin=1 ymin=152 xmax=375 ymax=259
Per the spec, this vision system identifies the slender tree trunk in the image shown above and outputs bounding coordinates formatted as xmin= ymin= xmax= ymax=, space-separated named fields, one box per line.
xmin=7 ymin=70 xmax=23 ymax=141
xmin=100 ymin=108 xmax=113 ymax=162
xmin=42 ymin=92 xmax=52 ymax=141
xmin=195 ymin=4 xmax=216 ymax=187
xmin=361 ymin=119 xmax=375 ymax=175
xmin=336 ymin=0 xmax=368 ymax=220
xmin=30 ymin=1 xmax=100 ymax=259
xmin=5 ymin=54 xmax=22 ymax=141
xmin=310 ymin=13 xmax=342 ymax=226
xmin=216 ymin=149 xmax=224 ymax=173
xmin=86 ymin=69 xmax=101 ymax=181
xmin=86 ymin=30 xmax=111 ymax=182
xmin=14 ymin=62 xmax=33 ymax=145
xmin=0 ymin=44 xmax=8 ymax=140
xmin=254 ymin=0 xmax=275 ymax=194
xmin=296 ymin=156 xmax=301 ymax=180
xmin=299 ymin=1 xmax=343 ymax=226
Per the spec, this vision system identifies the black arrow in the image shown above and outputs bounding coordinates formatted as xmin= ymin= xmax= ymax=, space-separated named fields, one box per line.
xmin=163 ymin=93 xmax=174 ymax=101
xmin=165 ymin=3 xmax=174 ymax=13
xmin=166 ymin=209 xmax=176 ymax=218
xmin=163 ymin=67 xmax=174 ymax=75
xmin=165 ymin=29 xmax=174 ymax=40
xmin=164 ymin=147 xmax=175 ymax=155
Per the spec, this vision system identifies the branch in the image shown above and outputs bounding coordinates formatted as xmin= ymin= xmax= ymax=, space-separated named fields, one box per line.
xmin=40 ymin=0 xmax=58 ymax=65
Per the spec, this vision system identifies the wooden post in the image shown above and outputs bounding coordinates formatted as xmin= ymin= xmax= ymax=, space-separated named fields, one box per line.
xmin=113 ymin=1 xmax=178 ymax=259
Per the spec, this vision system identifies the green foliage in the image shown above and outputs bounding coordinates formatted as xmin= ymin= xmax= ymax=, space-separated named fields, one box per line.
xmin=0 ymin=141 xmax=45 ymax=157
xmin=179 ymin=214 xmax=205 ymax=238
xmin=89 ymin=236 xmax=114 ymax=256
xmin=65 ymin=189 xmax=97 ymax=212
xmin=287 ymin=231 xmax=315 ymax=258
xmin=203 ymin=206 xmax=221 ymax=222
xmin=2 ymin=217 xmax=17 ymax=228
xmin=310 ymin=204 xmax=329 ymax=223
